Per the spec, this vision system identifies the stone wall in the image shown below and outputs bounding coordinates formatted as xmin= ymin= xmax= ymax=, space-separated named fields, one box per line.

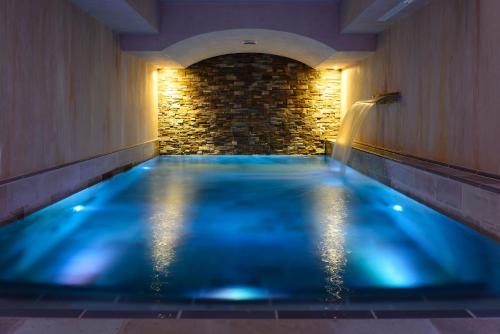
xmin=158 ymin=54 xmax=341 ymax=155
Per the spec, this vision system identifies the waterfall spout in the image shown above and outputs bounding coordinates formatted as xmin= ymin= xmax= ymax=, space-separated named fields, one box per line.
xmin=330 ymin=92 xmax=401 ymax=174
xmin=330 ymin=102 xmax=375 ymax=174
xmin=369 ymin=92 xmax=401 ymax=105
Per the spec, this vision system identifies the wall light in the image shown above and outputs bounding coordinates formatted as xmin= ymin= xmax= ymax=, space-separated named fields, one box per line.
xmin=152 ymin=69 xmax=159 ymax=115
xmin=158 ymin=68 xmax=183 ymax=99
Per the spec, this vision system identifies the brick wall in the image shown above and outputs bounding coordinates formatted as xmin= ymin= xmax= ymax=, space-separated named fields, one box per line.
xmin=158 ymin=53 xmax=341 ymax=154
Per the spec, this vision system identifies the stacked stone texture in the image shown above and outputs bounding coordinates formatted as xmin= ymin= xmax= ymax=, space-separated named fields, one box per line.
xmin=158 ymin=53 xmax=341 ymax=155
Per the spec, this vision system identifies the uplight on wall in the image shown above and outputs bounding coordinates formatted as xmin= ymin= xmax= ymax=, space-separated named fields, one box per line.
xmin=158 ymin=69 xmax=183 ymax=100
xmin=319 ymin=69 xmax=341 ymax=81
xmin=152 ymin=69 xmax=159 ymax=115
xmin=340 ymin=67 xmax=357 ymax=118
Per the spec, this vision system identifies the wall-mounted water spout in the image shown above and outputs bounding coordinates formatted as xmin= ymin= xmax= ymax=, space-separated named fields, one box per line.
xmin=367 ymin=92 xmax=402 ymax=105
xmin=330 ymin=92 xmax=401 ymax=174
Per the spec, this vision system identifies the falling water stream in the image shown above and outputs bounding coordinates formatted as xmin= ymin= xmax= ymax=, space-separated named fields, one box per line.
xmin=330 ymin=101 xmax=375 ymax=174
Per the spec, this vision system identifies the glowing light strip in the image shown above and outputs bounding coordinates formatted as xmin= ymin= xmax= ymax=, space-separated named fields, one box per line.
xmin=378 ymin=0 xmax=415 ymax=22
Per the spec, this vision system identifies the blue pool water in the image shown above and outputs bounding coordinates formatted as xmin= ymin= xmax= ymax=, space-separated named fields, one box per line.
xmin=0 ymin=156 xmax=499 ymax=303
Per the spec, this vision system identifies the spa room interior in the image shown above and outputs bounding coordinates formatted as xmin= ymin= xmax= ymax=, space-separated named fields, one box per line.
xmin=1 ymin=0 xmax=500 ymax=333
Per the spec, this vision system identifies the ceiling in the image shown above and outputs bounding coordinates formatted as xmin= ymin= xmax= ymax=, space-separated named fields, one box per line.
xmin=160 ymin=0 xmax=339 ymax=2
xmin=70 ymin=0 xmax=432 ymax=68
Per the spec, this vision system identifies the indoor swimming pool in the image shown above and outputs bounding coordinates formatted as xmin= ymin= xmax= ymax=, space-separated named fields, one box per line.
xmin=0 ymin=156 xmax=499 ymax=304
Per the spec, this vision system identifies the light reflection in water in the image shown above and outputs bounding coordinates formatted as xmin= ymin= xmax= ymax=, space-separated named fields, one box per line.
xmin=313 ymin=181 xmax=347 ymax=300
xmin=0 ymin=168 xmax=146 ymax=285
xmin=57 ymin=248 xmax=115 ymax=285
xmin=150 ymin=176 xmax=190 ymax=292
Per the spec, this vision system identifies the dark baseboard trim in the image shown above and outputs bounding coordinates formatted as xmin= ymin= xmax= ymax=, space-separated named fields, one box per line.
xmin=0 ymin=140 xmax=159 ymax=225
xmin=326 ymin=141 xmax=500 ymax=195
xmin=325 ymin=140 xmax=500 ymax=241
xmin=0 ymin=139 xmax=159 ymax=186
xmin=354 ymin=141 xmax=500 ymax=183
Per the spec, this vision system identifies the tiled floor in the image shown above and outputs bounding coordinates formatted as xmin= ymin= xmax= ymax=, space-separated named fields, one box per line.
xmin=1 ymin=300 xmax=500 ymax=334
xmin=2 ymin=318 xmax=500 ymax=334
xmin=2 ymin=294 xmax=500 ymax=317
xmin=1 ymin=288 xmax=500 ymax=333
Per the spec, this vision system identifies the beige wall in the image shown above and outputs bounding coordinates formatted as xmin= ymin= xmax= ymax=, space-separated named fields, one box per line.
xmin=0 ymin=0 xmax=158 ymax=181
xmin=342 ymin=0 xmax=500 ymax=175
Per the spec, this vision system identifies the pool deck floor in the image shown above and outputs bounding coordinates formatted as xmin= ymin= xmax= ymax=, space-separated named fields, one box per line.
xmin=2 ymin=317 xmax=500 ymax=334
xmin=2 ymin=295 xmax=500 ymax=333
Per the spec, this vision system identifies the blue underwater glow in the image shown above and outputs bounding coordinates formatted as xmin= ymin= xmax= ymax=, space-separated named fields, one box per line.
xmin=0 ymin=155 xmax=499 ymax=302
xmin=194 ymin=286 xmax=270 ymax=301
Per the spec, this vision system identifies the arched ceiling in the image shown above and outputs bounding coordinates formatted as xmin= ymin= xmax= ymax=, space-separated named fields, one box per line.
xmin=129 ymin=29 xmax=371 ymax=69
xmin=69 ymin=0 xmax=432 ymax=69
xmin=119 ymin=1 xmax=376 ymax=69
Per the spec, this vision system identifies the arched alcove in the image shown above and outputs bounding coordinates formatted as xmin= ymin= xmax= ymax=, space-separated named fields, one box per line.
xmin=162 ymin=29 xmax=336 ymax=68
xmin=132 ymin=29 xmax=370 ymax=69
xmin=157 ymin=53 xmax=342 ymax=155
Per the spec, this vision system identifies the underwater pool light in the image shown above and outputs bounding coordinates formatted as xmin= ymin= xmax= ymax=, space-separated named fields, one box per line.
xmin=72 ymin=205 xmax=85 ymax=212
xmin=197 ymin=286 xmax=268 ymax=301
xmin=142 ymin=166 xmax=152 ymax=170
xmin=392 ymin=205 xmax=403 ymax=212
